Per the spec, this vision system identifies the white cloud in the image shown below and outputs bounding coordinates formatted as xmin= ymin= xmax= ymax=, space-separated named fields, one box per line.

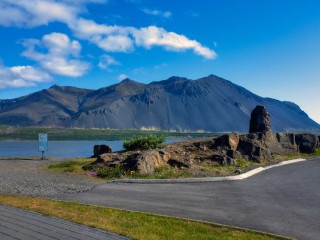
xmin=0 ymin=0 xmax=107 ymax=27
xmin=22 ymin=32 xmax=90 ymax=77
xmin=0 ymin=1 xmax=216 ymax=59
xmin=0 ymin=64 xmax=51 ymax=89
xmin=97 ymin=35 xmax=134 ymax=52
xmin=99 ymin=54 xmax=120 ymax=70
xmin=118 ymin=74 xmax=128 ymax=81
xmin=0 ymin=0 xmax=79 ymax=27
xmin=131 ymin=26 xmax=216 ymax=59
xmin=10 ymin=66 xmax=51 ymax=82
xmin=141 ymin=8 xmax=172 ymax=19
xmin=70 ymin=19 xmax=216 ymax=59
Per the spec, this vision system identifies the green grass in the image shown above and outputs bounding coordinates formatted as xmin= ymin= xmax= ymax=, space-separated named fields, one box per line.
xmin=0 ymin=125 xmax=220 ymax=141
xmin=47 ymin=158 xmax=95 ymax=173
xmin=117 ymin=165 xmax=193 ymax=179
xmin=0 ymin=195 xmax=289 ymax=240
xmin=274 ymin=148 xmax=320 ymax=161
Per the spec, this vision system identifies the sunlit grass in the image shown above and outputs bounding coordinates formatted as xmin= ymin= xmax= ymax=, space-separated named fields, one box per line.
xmin=47 ymin=158 xmax=95 ymax=174
xmin=0 ymin=195 xmax=289 ymax=240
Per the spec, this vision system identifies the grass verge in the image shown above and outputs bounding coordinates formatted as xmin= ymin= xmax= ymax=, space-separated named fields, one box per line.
xmin=0 ymin=195 xmax=289 ymax=240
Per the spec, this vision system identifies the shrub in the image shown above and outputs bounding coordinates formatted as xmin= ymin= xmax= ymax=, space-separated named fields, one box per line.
xmin=123 ymin=134 xmax=165 ymax=151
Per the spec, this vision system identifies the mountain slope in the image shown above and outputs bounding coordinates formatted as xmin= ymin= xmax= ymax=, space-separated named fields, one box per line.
xmin=0 ymin=75 xmax=319 ymax=132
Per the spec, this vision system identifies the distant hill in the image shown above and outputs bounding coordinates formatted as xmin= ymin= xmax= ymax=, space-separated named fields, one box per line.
xmin=1 ymin=75 xmax=319 ymax=133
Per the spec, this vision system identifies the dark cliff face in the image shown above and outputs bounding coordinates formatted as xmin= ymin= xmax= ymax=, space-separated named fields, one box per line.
xmin=0 ymin=75 xmax=319 ymax=133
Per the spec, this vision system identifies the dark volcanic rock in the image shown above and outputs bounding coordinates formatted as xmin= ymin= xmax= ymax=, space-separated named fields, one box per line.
xmin=92 ymin=144 xmax=112 ymax=157
xmin=237 ymin=132 xmax=298 ymax=161
xmin=295 ymin=134 xmax=318 ymax=153
xmin=249 ymin=105 xmax=272 ymax=133
xmin=84 ymin=101 xmax=318 ymax=175
xmin=214 ymin=133 xmax=239 ymax=151
xmin=121 ymin=150 xmax=171 ymax=174
xmin=87 ymin=132 xmax=318 ymax=175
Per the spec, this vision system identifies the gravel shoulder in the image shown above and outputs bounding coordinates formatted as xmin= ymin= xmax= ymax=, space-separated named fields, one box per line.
xmin=0 ymin=158 xmax=99 ymax=197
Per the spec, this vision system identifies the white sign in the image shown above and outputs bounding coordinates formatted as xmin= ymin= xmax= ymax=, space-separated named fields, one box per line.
xmin=38 ymin=133 xmax=48 ymax=152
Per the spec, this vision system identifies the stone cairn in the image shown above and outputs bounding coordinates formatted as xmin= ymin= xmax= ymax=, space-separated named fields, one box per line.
xmin=249 ymin=105 xmax=271 ymax=133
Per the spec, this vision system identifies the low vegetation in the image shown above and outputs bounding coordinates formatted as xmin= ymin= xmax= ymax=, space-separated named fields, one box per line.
xmin=0 ymin=195 xmax=288 ymax=240
xmin=123 ymin=134 xmax=165 ymax=151
xmin=47 ymin=158 xmax=95 ymax=174
xmin=274 ymin=148 xmax=320 ymax=161
xmin=0 ymin=125 xmax=220 ymax=141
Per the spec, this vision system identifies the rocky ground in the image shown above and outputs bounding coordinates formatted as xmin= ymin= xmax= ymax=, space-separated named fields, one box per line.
xmin=85 ymin=132 xmax=320 ymax=177
xmin=0 ymin=158 xmax=98 ymax=197
xmin=85 ymin=106 xmax=320 ymax=176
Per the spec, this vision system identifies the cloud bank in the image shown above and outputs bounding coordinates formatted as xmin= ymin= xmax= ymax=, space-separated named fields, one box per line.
xmin=22 ymin=32 xmax=90 ymax=77
xmin=0 ymin=64 xmax=51 ymax=89
xmin=0 ymin=0 xmax=217 ymax=89
xmin=0 ymin=0 xmax=216 ymax=59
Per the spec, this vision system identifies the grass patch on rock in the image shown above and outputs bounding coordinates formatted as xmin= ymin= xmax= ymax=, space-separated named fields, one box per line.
xmin=47 ymin=158 xmax=95 ymax=174
xmin=0 ymin=195 xmax=289 ymax=240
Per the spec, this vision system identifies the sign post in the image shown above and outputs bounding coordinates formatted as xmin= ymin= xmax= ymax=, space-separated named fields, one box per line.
xmin=38 ymin=133 xmax=48 ymax=160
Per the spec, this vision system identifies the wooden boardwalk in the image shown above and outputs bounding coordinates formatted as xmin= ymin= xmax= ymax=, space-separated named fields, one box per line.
xmin=0 ymin=205 xmax=130 ymax=240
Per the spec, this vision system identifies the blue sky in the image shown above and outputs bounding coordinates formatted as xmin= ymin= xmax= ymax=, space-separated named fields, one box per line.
xmin=0 ymin=0 xmax=319 ymax=123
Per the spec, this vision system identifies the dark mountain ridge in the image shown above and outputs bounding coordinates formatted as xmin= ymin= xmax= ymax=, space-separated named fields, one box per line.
xmin=1 ymin=75 xmax=319 ymax=133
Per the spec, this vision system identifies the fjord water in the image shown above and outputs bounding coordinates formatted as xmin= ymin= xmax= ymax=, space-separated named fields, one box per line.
xmin=0 ymin=139 xmax=179 ymax=158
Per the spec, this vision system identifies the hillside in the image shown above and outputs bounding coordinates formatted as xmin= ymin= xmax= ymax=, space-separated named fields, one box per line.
xmin=1 ymin=75 xmax=319 ymax=133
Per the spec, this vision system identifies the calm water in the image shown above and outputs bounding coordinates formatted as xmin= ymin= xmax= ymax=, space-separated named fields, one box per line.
xmin=0 ymin=139 xmax=180 ymax=158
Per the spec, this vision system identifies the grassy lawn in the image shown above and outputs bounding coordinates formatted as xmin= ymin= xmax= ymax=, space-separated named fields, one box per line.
xmin=0 ymin=195 xmax=289 ymax=240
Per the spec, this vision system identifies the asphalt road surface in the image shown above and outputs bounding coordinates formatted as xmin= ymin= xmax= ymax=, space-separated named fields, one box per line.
xmin=59 ymin=158 xmax=320 ymax=240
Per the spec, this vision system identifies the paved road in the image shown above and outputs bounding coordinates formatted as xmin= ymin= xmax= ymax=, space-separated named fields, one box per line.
xmin=0 ymin=205 xmax=130 ymax=240
xmin=59 ymin=158 xmax=320 ymax=240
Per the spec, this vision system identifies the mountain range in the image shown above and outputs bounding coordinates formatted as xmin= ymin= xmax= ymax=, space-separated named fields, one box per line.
xmin=1 ymin=75 xmax=319 ymax=133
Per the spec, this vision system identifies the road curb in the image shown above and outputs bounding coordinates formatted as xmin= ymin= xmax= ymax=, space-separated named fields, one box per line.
xmin=110 ymin=158 xmax=307 ymax=184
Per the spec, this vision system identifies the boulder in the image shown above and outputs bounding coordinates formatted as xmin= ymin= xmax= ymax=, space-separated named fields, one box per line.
xmin=92 ymin=144 xmax=112 ymax=157
xmin=295 ymin=134 xmax=318 ymax=153
xmin=236 ymin=132 xmax=298 ymax=161
xmin=237 ymin=135 xmax=269 ymax=162
xmin=262 ymin=132 xmax=297 ymax=155
xmin=249 ymin=105 xmax=272 ymax=133
xmin=122 ymin=150 xmax=171 ymax=174
xmin=214 ymin=133 xmax=239 ymax=151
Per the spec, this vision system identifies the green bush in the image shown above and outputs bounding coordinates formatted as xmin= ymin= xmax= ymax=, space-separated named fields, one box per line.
xmin=123 ymin=134 xmax=165 ymax=151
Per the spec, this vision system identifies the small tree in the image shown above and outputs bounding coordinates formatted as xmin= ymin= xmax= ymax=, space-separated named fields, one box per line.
xmin=123 ymin=134 xmax=165 ymax=151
